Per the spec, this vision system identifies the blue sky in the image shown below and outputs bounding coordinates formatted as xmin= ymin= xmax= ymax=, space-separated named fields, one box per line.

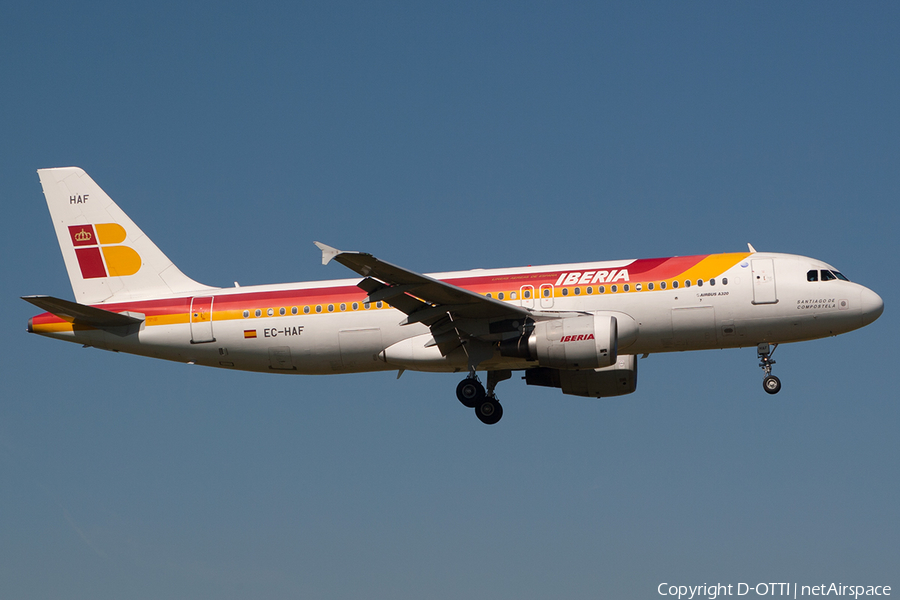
xmin=2 ymin=2 xmax=898 ymax=598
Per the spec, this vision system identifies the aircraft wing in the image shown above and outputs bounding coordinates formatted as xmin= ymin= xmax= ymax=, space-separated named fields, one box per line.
xmin=314 ymin=242 xmax=531 ymax=328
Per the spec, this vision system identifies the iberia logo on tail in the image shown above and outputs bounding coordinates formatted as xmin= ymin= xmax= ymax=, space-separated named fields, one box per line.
xmin=68 ymin=223 xmax=142 ymax=279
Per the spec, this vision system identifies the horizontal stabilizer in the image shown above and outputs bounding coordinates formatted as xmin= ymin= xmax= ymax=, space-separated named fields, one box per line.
xmin=22 ymin=295 xmax=144 ymax=328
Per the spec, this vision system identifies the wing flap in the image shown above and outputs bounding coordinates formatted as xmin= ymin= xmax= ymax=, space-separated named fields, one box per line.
xmin=314 ymin=242 xmax=531 ymax=325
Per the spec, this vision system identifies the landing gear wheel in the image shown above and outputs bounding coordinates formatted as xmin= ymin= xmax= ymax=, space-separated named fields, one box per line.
xmin=757 ymin=343 xmax=782 ymax=395
xmin=456 ymin=378 xmax=485 ymax=408
xmin=763 ymin=375 xmax=781 ymax=394
xmin=475 ymin=398 xmax=503 ymax=425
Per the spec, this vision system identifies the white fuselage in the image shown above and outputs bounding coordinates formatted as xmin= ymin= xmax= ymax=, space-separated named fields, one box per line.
xmin=30 ymin=252 xmax=883 ymax=375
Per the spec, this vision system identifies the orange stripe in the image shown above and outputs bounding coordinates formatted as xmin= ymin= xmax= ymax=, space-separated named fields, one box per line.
xmin=677 ymin=253 xmax=749 ymax=283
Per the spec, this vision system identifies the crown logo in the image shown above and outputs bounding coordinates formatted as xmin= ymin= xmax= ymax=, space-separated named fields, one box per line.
xmin=74 ymin=228 xmax=92 ymax=242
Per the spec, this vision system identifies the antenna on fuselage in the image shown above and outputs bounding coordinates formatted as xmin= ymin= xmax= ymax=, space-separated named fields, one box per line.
xmin=747 ymin=243 xmax=757 ymax=253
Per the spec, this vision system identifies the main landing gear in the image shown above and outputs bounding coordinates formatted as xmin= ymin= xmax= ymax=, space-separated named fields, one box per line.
xmin=757 ymin=342 xmax=781 ymax=394
xmin=456 ymin=370 xmax=511 ymax=424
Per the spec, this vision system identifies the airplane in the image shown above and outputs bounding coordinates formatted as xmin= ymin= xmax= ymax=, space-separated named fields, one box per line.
xmin=24 ymin=167 xmax=884 ymax=424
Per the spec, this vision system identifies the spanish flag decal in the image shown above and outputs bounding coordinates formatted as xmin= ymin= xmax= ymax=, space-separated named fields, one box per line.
xmin=243 ymin=330 xmax=257 ymax=339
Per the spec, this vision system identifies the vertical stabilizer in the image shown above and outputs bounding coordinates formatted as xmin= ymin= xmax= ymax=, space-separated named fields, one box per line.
xmin=38 ymin=167 xmax=214 ymax=304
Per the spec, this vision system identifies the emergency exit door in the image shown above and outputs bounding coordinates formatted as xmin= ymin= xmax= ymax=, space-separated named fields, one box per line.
xmin=751 ymin=259 xmax=778 ymax=304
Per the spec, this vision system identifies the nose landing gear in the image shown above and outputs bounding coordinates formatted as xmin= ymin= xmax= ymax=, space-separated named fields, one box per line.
xmin=456 ymin=370 xmax=510 ymax=424
xmin=758 ymin=343 xmax=781 ymax=394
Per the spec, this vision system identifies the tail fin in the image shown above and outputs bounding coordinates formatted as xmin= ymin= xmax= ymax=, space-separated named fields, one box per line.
xmin=37 ymin=167 xmax=213 ymax=304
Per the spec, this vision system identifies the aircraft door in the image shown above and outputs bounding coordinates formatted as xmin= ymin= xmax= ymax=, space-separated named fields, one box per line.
xmin=339 ymin=328 xmax=383 ymax=369
xmin=671 ymin=306 xmax=716 ymax=348
xmin=190 ymin=296 xmax=216 ymax=343
xmin=268 ymin=346 xmax=295 ymax=370
xmin=520 ymin=285 xmax=535 ymax=309
xmin=751 ymin=259 xmax=778 ymax=304
xmin=539 ymin=284 xmax=554 ymax=308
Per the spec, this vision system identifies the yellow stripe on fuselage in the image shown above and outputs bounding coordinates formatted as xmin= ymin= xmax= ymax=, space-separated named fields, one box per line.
xmin=144 ymin=313 xmax=190 ymax=326
xmin=677 ymin=253 xmax=749 ymax=284
xmin=32 ymin=253 xmax=753 ymax=334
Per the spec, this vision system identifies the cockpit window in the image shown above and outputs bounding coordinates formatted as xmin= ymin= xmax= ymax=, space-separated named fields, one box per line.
xmin=811 ymin=269 xmax=849 ymax=282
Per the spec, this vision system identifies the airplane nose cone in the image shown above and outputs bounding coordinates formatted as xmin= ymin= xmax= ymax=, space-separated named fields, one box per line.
xmin=860 ymin=287 xmax=884 ymax=326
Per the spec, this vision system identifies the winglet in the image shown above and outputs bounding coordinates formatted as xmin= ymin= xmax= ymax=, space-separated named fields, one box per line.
xmin=747 ymin=243 xmax=757 ymax=253
xmin=314 ymin=241 xmax=342 ymax=266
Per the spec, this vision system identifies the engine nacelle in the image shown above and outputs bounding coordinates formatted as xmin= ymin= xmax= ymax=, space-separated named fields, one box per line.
xmin=524 ymin=354 xmax=638 ymax=398
xmin=500 ymin=314 xmax=618 ymax=370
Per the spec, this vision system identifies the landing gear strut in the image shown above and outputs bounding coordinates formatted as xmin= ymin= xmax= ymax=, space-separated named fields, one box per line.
xmin=456 ymin=370 xmax=510 ymax=424
xmin=757 ymin=343 xmax=781 ymax=394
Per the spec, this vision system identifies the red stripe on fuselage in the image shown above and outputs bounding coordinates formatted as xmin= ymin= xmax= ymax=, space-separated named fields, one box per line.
xmin=30 ymin=254 xmax=717 ymax=325
xmin=625 ymin=255 xmax=706 ymax=280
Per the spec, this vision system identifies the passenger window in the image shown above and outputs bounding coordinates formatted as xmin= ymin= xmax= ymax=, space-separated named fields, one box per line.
xmin=291 ymin=307 xmax=298 ymax=315
xmin=524 ymin=290 xmax=531 ymax=299
xmin=821 ymin=270 xmax=836 ymax=281
xmin=485 ymin=293 xmax=492 ymax=298
xmin=586 ymin=286 xmax=593 ymax=294
xmin=498 ymin=292 xmax=505 ymax=300
xmin=352 ymin=302 xmax=359 ymax=310
xmin=364 ymin=302 xmax=371 ymax=309
xmin=697 ymin=279 xmax=703 ymax=287
xmin=672 ymin=280 xmax=679 ymax=289
xmin=722 ymin=278 xmax=728 ymax=285
xmin=599 ymin=286 xmax=605 ymax=294
xmin=710 ymin=278 xmax=716 ymax=286
xmin=267 ymin=308 xmax=274 ymax=316
xmin=574 ymin=287 xmax=580 ymax=295
xmin=635 ymin=283 xmax=642 ymax=291
xmin=543 ymin=288 xmax=550 ymax=297
xmin=376 ymin=301 xmax=384 ymax=308
xmin=510 ymin=291 xmax=517 ymax=299
xmin=648 ymin=282 xmax=654 ymax=290
xmin=623 ymin=284 xmax=630 ymax=291
xmin=562 ymin=288 xmax=569 ymax=296
xmin=255 ymin=309 xmax=262 ymax=317
xmin=327 ymin=304 xmax=334 ymax=312
xmin=807 ymin=270 xmax=818 ymax=282
xmin=315 ymin=305 xmax=322 ymax=313
xmin=611 ymin=285 xmax=618 ymax=292
xmin=243 ymin=310 xmax=249 ymax=318
xmin=685 ymin=280 xmax=691 ymax=287
xmin=303 ymin=306 xmax=310 ymax=314
xmin=340 ymin=303 xmax=346 ymax=311
xmin=660 ymin=281 xmax=666 ymax=290
xmin=279 ymin=307 xmax=286 ymax=316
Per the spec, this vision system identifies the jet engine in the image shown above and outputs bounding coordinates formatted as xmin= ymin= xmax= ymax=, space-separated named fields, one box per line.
xmin=499 ymin=314 xmax=618 ymax=370
xmin=524 ymin=354 xmax=638 ymax=398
